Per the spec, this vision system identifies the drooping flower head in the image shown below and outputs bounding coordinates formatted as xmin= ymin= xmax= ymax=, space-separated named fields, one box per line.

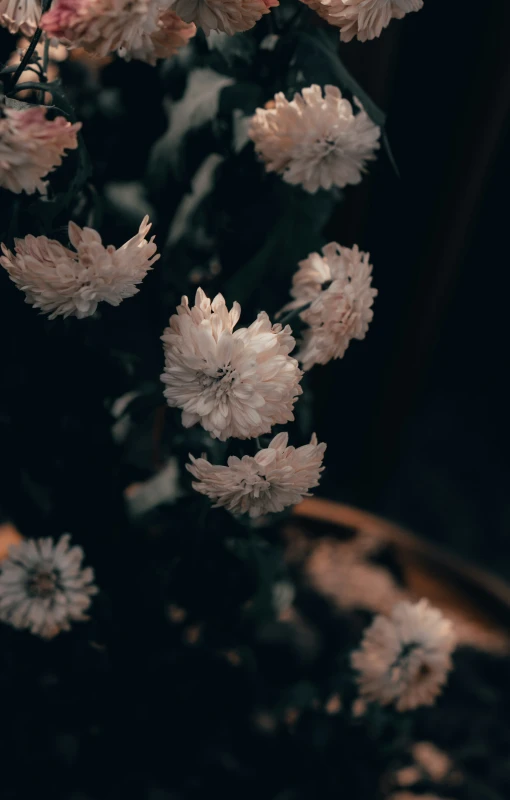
xmin=161 ymin=288 xmax=303 ymax=441
xmin=0 ymin=0 xmax=40 ymax=34
xmin=248 ymin=84 xmax=380 ymax=194
xmin=187 ymin=432 xmax=326 ymax=517
xmin=0 ymin=105 xmax=81 ymax=195
xmin=282 ymin=242 xmax=377 ymax=370
xmin=300 ymin=0 xmax=423 ymax=42
xmin=170 ymin=0 xmax=278 ymax=36
xmin=351 ymin=599 xmax=456 ymax=711
xmin=0 ymin=216 xmax=159 ymax=319
xmin=0 ymin=534 xmax=97 ymax=639
xmin=41 ymin=0 xmax=196 ymax=64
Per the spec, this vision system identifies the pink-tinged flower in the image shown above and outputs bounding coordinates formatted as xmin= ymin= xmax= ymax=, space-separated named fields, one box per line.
xmin=351 ymin=599 xmax=456 ymax=712
xmin=0 ymin=0 xmax=40 ymax=34
xmin=249 ymin=85 xmax=380 ymax=194
xmin=170 ymin=0 xmax=278 ymax=35
xmin=144 ymin=9 xmax=196 ymax=61
xmin=300 ymin=0 xmax=423 ymax=42
xmin=0 ymin=534 xmax=97 ymax=639
xmin=281 ymin=242 xmax=377 ymax=370
xmin=0 ymin=105 xmax=80 ymax=195
xmin=161 ymin=288 xmax=303 ymax=441
xmin=0 ymin=216 xmax=159 ymax=319
xmin=41 ymin=0 xmax=196 ymax=64
xmin=187 ymin=432 xmax=326 ymax=517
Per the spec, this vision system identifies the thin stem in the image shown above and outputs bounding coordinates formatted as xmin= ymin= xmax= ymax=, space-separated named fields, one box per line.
xmin=278 ymin=301 xmax=311 ymax=327
xmin=7 ymin=0 xmax=52 ymax=93
xmin=7 ymin=29 xmax=44 ymax=92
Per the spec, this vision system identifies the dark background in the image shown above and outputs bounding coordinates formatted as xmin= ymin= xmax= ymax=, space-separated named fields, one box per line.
xmin=315 ymin=0 xmax=510 ymax=578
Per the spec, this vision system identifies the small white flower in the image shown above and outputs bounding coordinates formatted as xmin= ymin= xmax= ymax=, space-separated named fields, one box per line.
xmin=0 ymin=0 xmax=41 ymax=34
xmin=248 ymin=85 xmax=380 ymax=194
xmin=282 ymin=242 xmax=377 ymax=371
xmin=0 ymin=216 xmax=159 ymax=319
xmin=41 ymin=0 xmax=196 ymax=64
xmin=300 ymin=0 xmax=423 ymax=43
xmin=170 ymin=0 xmax=278 ymax=35
xmin=351 ymin=599 xmax=456 ymax=712
xmin=0 ymin=534 xmax=98 ymax=639
xmin=161 ymin=288 xmax=303 ymax=441
xmin=0 ymin=105 xmax=81 ymax=195
xmin=187 ymin=432 xmax=326 ymax=517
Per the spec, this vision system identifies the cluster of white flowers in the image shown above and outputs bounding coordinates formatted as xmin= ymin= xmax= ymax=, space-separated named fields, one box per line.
xmin=171 ymin=0 xmax=278 ymax=35
xmin=187 ymin=432 xmax=326 ymax=517
xmin=281 ymin=242 xmax=377 ymax=371
xmin=0 ymin=0 xmax=442 ymax=728
xmin=0 ymin=0 xmax=40 ymax=33
xmin=248 ymin=85 xmax=380 ymax=194
xmin=301 ymin=0 xmax=423 ymax=42
xmin=0 ymin=105 xmax=81 ymax=195
xmin=351 ymin=600 xmax=456 ymax=711
xmin=0 ymin=216 xmax=159 ymax=319
xmin=41 ymin=0 xmax=196 ymax=64
xmin=161 ymin=288 xmax=303 ymax=441
xmin=0 ymin=534 xmax=97 ymax=639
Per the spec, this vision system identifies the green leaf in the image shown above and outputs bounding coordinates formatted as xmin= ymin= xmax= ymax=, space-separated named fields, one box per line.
xmin=291 ymin=30 xmax=387 ymax=128
xmin=207 ymin=30 xmax=258 ymax=70
xmin=223 ymin=184 xmax=335 ymax=306
xmin=148 ymin=68 xmax=234 ymax=186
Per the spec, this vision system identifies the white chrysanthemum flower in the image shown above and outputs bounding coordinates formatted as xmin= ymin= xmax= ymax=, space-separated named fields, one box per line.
xmin=0 ymin=105 xmax=81 ymax=195
xmin=41 ymin=0 xmax=196 ymax=64
xmin=281 ymin=242 xmax=377 ymax=370
xmin=351 ymin=599 xmax=456 ymax=712
xmin=248 ymin=85 xmax=380 ymax=194
xmin=161 ymin=288 xmax=303 ymax=441
xmin=170 ymin=0 xmax=277 ymax=35
xmin=0 ymin=534 xmax=97 ymax=639
xmin=187 ymin=432 xmax=326 ymax=517
xmin=0 ymin=216 xmax=159 ymax=319
xmin=301 ymin=0 xmax=423 ymax=42
xmin=0 ymin=0 xmax=40 ymax=34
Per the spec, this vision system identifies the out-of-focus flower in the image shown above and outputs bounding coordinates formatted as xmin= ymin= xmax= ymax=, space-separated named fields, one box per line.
xmin=41 ymin=0 xmax=196 ymax=64
xmin=411 ymin=742 xmax=454 ymax=783
xmin=0 ymin=0 xmax=40 ymax=34
xmin=0 ymin=216 xmax=159 ymax=319
xmin=248 ymin=84 xmax=380 ymax=194
xmin=170 ymin=0 xmax=278 ymax=35
xmin=161 ymin=288 xmax=302 ymax=441
xmin=282 ymin=242 xmax=377 ymax=370
xmin=351 ymin=599 xmax=456 ymax=711
xmin=143 ymin=8 xmax=196 ymax=61
xmin=0 ymin=105 xmax=80 ymax=195
xmin=300 ymin=0 xmax=423 ymax=43
xmin=273 ymin=580 xmax=295 ymax=618
xmin=388 ymin=794 xmax=452 ymax=800
xmin=187 ymin=432 xmax=326 ymax=517
xmin=0 ymin=534 xmax=97 ymax=639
